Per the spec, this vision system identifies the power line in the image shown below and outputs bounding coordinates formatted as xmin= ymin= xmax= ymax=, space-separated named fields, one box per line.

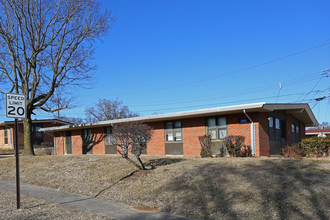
xmin=107 ymin=42 xmax=330 ymax=96
xmin=296 ymin=69 xmax=329 ymax=102
xmin=135 ymin=93 xmax=306 ymax=113
xmin=117 ymin=70 xmax=324 ymax=108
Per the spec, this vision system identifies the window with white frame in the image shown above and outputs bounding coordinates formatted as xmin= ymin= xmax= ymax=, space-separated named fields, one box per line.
xmin=292 ymin=123 xmax=300 ymax=134
xmin=269 ymin=116 xmax=274 ymax=128
xmin=165 ymin=121 xmax=182 ymax=142
xmin=207 ymin=116 xmax=227 ymax=140
xmin=275 ymin=118 xmax=280 ymax=130
xmin=105 ymin=127 xmax=115 ymax=145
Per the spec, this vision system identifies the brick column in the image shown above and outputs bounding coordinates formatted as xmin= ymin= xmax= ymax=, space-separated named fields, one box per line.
xmin=286 ymin=114 xmax=292 ymax=146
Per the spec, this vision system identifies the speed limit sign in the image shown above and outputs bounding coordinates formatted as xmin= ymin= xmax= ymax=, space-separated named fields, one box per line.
xmin=6 ymin=93 xmax=26 ymax=119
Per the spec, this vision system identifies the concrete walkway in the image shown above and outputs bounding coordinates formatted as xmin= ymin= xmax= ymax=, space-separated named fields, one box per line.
xmin=0 ymin=155 xmax=14 ymax=159
xmin=0 ymin=179 xmax=191 ymax=220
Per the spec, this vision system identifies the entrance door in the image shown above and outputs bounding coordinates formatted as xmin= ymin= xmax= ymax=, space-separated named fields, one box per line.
xmin=269 ymin=117 xmax=283 ymax=155
xmin=66 ymin=131 xmax=72 ymax=154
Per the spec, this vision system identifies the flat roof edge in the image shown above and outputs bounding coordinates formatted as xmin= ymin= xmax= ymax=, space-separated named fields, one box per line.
xmin=40 ymin=102 xmax=319 ymax=132
xmin=40 ymin=102 xmax=267 ymax=132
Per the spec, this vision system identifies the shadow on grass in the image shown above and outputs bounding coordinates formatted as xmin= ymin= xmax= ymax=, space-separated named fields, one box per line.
xmin=144 ymin=158 xmax=185 ymax=169
xmin=94 ymin=170 xmax=138 ymax=198
xmin=94 ymin=158 xmax=185 ymax=198
xmin=155 ymin=159 xmax=330 ymax=220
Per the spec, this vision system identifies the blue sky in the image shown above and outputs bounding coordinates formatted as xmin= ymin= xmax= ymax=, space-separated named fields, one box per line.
xmin=2 ymin=0 xmax=330 ymax=124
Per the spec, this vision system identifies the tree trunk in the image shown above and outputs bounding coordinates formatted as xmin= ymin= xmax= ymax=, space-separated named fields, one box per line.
xmin=23 ymin=118 xmax=35 ymax=156
xmin=121 ymin=155 xmax=142 ymax=170
xmin=136 ymin=156 xmax=146 ymax=170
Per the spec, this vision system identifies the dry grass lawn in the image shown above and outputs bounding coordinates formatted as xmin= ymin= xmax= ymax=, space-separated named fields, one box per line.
xmin=0 ymin=155 xmax=329 ymax=220
xmin=0 ymin=189 xmax=111 ymax=219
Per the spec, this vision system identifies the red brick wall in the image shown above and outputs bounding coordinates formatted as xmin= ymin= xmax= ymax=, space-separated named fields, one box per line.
xmin=55 ymin=132 xmax=64 ymax=155
xmin=3 ymin=124 xmax=24 ymax=147
xmin=257 ymin=112 xmax=270 ymax=156
xmin=18 ymin=124 xmax=24 ymax=146
xmin=0 ymin=126 xmax=15 ymax=147
xmin=146 ymin=122 xmax=166 ymax=156
xmin=0 ymin=127 xmax=5 ymax=147
xmin=9 ymin=123 xmax=29 ymax=147
xmin=92 ymin=127 xmax=105 ymax=155
xmin=227 ymin=113 xmax=253 ymax=146
xmin=71 ymin=130 xmax=82 ymax=155
xmin=51 ymin=112 xmax=311 ymax=157
xmin=42 ymin=123 xmax=61 ymax=144
xmin=227 ymin=112 xmax=270 ymax=156
xmin=286 ymin=114 xmax=292 ymax=146
xmin=300 ymin=121 xmax=306 ymax=140
xmin=53 ymin=113 xmax=265 ymax=157
xmin=182 ymin=117 xmax=205 ymax=157
xmin=1 ymin=122 xmax=67 ymax=149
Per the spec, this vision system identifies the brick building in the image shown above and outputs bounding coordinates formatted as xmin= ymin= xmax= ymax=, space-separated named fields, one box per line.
xmin=40 ymin=103 xmax=318 ymax=157
xmin=0 ymin=119 xmax=70 ymax=149
xmin=305 ymin=129 xmax=330 ymax=138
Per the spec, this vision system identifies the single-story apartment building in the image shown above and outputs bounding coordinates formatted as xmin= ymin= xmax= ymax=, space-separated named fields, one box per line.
xmin=0 ymin=119 xmax=71 ymax=149
xmin=40 ymin=102 xmax=318 ymax=157
xmin=306 ymin=129 xmax=330 ymax=138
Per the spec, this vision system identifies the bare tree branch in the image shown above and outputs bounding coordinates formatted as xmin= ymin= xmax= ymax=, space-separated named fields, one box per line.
xmin=112 ymin=123 xmax=153 ymax=170
xmin=0 ymin=0 xmax=112 ymax=155
xmin=85 ymin=99 xmax=139 ymax=123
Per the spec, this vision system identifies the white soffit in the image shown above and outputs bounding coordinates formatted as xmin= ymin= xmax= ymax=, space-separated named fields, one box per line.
xmin=40 ymin=102 xmax=318 ymax=132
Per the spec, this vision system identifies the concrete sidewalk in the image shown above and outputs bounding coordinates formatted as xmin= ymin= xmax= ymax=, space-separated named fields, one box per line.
xmin=0 ymin=155 xmax=15 ymax=159
xmin=0 ymin=179 xmax=191 ymax=220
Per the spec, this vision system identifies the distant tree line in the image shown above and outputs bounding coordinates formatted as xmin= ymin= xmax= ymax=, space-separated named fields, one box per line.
xmin=307 ymin=122 xmax=330 ymax=130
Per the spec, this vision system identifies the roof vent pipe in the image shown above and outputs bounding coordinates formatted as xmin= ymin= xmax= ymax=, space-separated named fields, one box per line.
xmin=243 ymin=109 xmax=255 ymax=156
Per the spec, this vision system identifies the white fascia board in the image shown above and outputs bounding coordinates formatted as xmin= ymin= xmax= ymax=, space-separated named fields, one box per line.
xmin=306 ymin=132 xmax=330 ymax=135
xmin=40 ymin=102 xmax=266 ymax=132
xmin=263 ymin=103 xmax=318 ymax=126
xmin=41 ymin=102 xmax=318 ymax=131
xmin=0 ymin=119 xmax=70 ymax=126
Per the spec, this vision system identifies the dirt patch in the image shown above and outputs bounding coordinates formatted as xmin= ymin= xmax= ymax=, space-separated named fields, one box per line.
xmin=133 ymin=206 xmax=158 ymax=211
xmin=0 ymin=149 xmax=22 ymax=155
xmin=126 ymin=170 xmax=152 ymax=180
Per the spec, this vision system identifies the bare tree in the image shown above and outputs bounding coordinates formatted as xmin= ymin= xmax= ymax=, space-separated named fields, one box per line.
xmin=306 ymin=121 xmax=330 ymax=130
xmin=0 ymin=0 xmax=112 ymax=155
xmin=130 ymin=123 xmax=153 ymax=170
xmin=85 ymin=99 xmax=139 ymax=122
xmin=44 ymin=90 xmax=76 ymax=120
xmin=59 ymin=116 xmax=84 ymax=124
xmin=112 ymin=122 xmax=152 ymax=170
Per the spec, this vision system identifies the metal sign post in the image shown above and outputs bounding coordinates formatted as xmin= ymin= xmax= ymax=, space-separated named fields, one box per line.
xmin=6 ymin=93 xmax=26 ymax=209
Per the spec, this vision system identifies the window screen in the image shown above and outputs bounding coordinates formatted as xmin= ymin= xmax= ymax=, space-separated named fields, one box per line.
xmin=207 ymin=116 xmax=227 ymax=140
xmin=165 ymin=120 xmax=182 ymax=142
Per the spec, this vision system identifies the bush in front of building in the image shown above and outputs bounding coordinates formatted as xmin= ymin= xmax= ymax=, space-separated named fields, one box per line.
xmin=224 ymin=135 xmax=250 ymax=157
xmin=282 ymin=145 xmax=303 ymax=160
xmin=299 ymin=137 xmax=330 ymax=157
xmin=240 ymin=145 xmax=252 ymax=157
xmin=199 ymin=134 xmax=212 ymax=158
